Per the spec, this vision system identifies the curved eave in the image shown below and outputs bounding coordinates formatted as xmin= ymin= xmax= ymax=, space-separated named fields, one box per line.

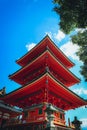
xmin=16 ymin=35 xmax=74 ymax=68
xmin=9 ymin=50 xmax=80 ymax=87
xmin=0 ymin=73 xmax=47 ymax=106
xmin=48 ymin=73 xmax=87 ymax=109
xmin=1 ymin=73 xmax=87 ymax=110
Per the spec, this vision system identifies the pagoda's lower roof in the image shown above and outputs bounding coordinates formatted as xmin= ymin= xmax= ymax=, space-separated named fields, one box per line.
xmin=1 ymin=73 xmax=87 ymax=110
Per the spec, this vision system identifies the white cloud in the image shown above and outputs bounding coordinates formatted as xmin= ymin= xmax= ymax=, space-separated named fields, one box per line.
xmin=72 ymin=88 xmax=87 ymax=95
xmin=54 ymin=30 xmax=65 ymax=41
xmin=45 ymin=32 xmax=53 ymax=40
xmin=26 ymin=43 xmax=36 ymax=51
xmin=76 ymin=28 xmax=87 ymax=33
xmin=80 ymin=118 xmax=87 ymax=128
xmin=45 ymin=30 xmax=65 ymax=42
xmin=80 ymin=106 xmax=86 ymax=109
xmin=60 ymin=41 xmax=80 ymax=60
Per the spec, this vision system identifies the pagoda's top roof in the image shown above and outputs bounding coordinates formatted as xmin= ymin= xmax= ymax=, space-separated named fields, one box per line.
xmin=1 ymin=73 xmax=87 ymax=110
xmin=16 ymin=35 xmax=74 ymax=68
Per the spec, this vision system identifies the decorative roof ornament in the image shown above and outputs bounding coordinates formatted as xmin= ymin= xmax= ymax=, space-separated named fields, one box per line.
xmin=0 ymin=87 xmax=6 ymax=96
xmin=72 ymin=116 xmax=82 ymax=130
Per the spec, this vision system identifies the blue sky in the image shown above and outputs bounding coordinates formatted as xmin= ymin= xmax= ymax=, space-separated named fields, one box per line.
xmin=0 ymin=0 xmax=87 ymax=128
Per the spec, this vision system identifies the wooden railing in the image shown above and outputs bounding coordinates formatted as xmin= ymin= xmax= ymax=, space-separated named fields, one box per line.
xmin=54 ymin=117 xmax=66 ymax=126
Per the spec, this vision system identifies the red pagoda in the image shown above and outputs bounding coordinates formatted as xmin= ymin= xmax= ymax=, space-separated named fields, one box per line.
xmin=0 ymin=35 xmax=87 ymax=130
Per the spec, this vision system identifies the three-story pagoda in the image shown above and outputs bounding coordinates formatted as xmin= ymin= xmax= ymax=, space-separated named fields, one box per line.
xmin=0 ymin=35 xmax=87 ymax=130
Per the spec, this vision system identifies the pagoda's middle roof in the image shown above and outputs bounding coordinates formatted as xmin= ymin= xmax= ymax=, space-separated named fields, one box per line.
xmin=16 ymin=35 xmax=74 ymax=68
xmin=9 ymin=50 xmax=80 ymax=87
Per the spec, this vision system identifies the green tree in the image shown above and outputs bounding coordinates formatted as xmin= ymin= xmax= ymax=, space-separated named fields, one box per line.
xmin=72 ymin=30 xmax=87 ymax=81
xmin=53 ymin=0 xmax=87 ymax=81
xmin=53 ymin=0 xmax=87 ymax=34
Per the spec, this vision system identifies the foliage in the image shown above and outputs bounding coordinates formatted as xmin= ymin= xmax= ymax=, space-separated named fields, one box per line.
xmin=72 ymin=30 xmax=87 ymax=81
xmin=53 ymin=0 xmax=87 ymax=81
xmin=53 ymin=0 xmax=87 ymax=34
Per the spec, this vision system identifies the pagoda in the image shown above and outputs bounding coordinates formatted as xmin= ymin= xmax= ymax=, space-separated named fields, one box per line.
xmin=0 ymin=35 xmax=87 ymax=130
